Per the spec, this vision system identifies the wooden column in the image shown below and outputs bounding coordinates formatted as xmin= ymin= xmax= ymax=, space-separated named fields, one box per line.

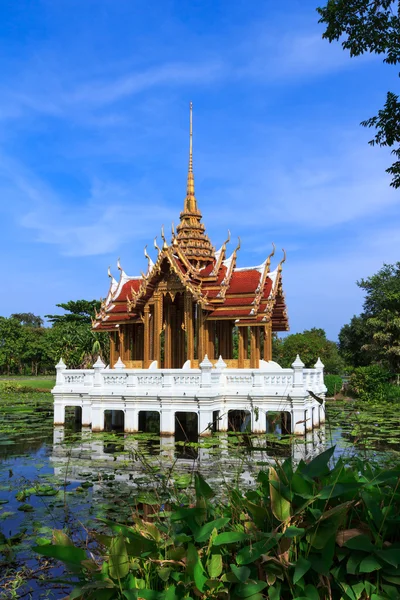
xmin=238 ymin=327 xmax=245 ymax=368
xmin=119 ymin=326 xmax=130 ymax=362
xmin=110 ymin=333 xmax=116 ymax=367
xmin=170 ymin=304 xmax=177 ymax=368
xmin=133 ymin=324 xmax=144 ymax=361
xmin=178 ymin=294 xmax=185 ymax=367
xmin=207 ymin=321 xmax=215 ymax=360
xmin=164 ymin=298 xmax=171 ymax=368
xmin=250 ymin=326 xmax=257 ymax=368
xmin=203 ymin=317 xmax=210 ymax=361
xmin=255 ymin=326 xmax=261 ymax=366
xmin=227 ymin=322 xmax=233 ymax=359
xmin=197 ymin=307 xmax=205 ymax=362
xmin=264 ymin=321 xmax=272 ymax=362
xmin=153 ymin=293 xmax=162 ymax=367
xmin=143 ymin=305 xmax=150 ymax=367
xmin=184 ymin=291 xmax=194 ymax=363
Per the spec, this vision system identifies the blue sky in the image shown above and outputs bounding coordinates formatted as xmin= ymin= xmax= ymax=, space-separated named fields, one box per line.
xmin=0 ymin=0 xmax=398 ymax=339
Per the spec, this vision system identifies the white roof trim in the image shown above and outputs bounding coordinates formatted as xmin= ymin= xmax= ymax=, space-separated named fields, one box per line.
xmin=234 ymin=260 xmax=266 ymax=274
xmin=267 ymin=267 xmax=279 ymax=298
xmin=113 ymin=271 xmax=142 ymax=301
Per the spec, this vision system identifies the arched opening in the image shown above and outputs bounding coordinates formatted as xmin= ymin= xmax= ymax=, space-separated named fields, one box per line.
xmin=212 ymin=410 xmax=220 ymax=432
xmin=228 ymin=410 xmax=251 ymax=433
xmin=139 ymin=411 xmax=160 ymax=434
xmin=281 ymin=411 xmax=292 ymax=435
xmin=266 ymin=411 xmax=292 ymax=435
xmin=64 ymin=406 xmax=82 ymax=431
xmin=175 ymin=412 xmax=198 ymax=459
xmin=175 ymin=412 xmax=198 ymax=441
xmin=104 ymin=410 xmax=124 ymax=433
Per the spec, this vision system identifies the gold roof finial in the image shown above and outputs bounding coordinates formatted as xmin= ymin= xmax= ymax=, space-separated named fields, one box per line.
xmin=186 ymin=101 xmax=195 ymax=206
xmin=175 ymin=102 xmax=215 ymax=265
xmin=278 ymin=248 xmax=287 ymax=272
xmin=161 ymin=225 xmax=168 ymax=250
xmin=189 ymin=101 xmax=193 ymax=174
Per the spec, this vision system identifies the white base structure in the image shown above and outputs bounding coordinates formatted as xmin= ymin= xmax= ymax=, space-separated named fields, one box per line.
xmin=52 ymin=355 xmax=326 ymax=436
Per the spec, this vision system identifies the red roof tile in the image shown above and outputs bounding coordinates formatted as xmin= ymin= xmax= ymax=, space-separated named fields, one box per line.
xmin=227 ymin=270 xmax=261 ymax=294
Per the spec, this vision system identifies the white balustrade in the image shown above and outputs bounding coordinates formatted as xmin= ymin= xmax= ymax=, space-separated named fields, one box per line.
xmin=52 ymin=355 xmax=327 ymax=435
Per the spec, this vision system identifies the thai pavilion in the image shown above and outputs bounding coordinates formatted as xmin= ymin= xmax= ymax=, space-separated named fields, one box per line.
xmin=52 ymin=105 xmax=326 ymax=436
xmin=93 ymin=104 xmax=289 ymax=369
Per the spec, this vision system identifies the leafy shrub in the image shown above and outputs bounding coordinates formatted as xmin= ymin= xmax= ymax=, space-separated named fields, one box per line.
xmin=384 ymin=383 xmax=400 ymax=402
xmin=348 ymin=365 xmax=393 ymax=401
xmin=0 ymin=381 xmax=32 ymax=393
xmin=324 ymin=374 xmax=343 ymax=397
xmin=35 ymin=447 xmax=400 ymax=600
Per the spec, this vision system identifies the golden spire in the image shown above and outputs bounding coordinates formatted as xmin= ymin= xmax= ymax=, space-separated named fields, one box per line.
xmin=185 ymin=101 xmax=196 ymax=210
xmin=176 ymin=101 xmax=215 ymax=265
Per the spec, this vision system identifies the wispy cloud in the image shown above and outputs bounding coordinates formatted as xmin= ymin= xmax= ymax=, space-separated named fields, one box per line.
xmin=0 ymin=157 xmax=175 ymax=257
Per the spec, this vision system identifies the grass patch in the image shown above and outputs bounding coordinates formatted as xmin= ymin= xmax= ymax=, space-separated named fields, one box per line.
xmin=0 ymin=378 xmax=55 ymax=391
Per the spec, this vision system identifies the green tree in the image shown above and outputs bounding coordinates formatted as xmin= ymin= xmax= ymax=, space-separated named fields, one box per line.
xmin=11 ymin=312 xmax=44 ymax=328
xmin=0 ymin=317 xmax=24 ymax=374
xmin=45 ymin=299 xmax=101 ymax=325
xmin=338 ymin=314 xmax=371 ymax=368
xmin=357 ymin=262 xmax=400 ymax=372
xmin=317 ymin=0 xmax=400 ymax=187
xmin=47 ymin=321 xmax=109 ymax=369
xmin=20 ymin=326 xmax=52 ymax=375
xmin=273 ymin=328 xmax=344 ymax=374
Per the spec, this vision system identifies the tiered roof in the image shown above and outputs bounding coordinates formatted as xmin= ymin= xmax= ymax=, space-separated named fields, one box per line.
xmin=93 ymin=105 xmax=289 ymax=332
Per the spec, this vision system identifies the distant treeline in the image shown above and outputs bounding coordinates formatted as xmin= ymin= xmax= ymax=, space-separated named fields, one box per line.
xmin=0 ymin=301 xmax=109 ymax=376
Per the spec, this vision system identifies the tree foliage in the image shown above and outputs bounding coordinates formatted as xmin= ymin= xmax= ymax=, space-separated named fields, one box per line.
xmin=45 ymin=299 xmax=101 ymax=325
xmin=338 ymin=314 xmax=371 ymax=368
xmin=0 ymin=301 xmax=109 ymax=375
xmin=317 ymin=0 xmax=400 ymax=187
xmin=273 ymin=328 xmax=344 ymax=374
xmin=338 ymin=262 xmax=400 ymax=373
xmin=11 ymin=312 xmax=44 ymax=328
xmin=358 ymin=262 xmax=400 ymax=372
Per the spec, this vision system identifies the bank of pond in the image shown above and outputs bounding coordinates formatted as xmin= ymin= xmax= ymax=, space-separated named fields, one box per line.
xmin=0 ymin=392 xmax=400 ymax=599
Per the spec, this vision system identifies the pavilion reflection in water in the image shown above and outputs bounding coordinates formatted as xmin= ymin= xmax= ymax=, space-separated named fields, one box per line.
xmin=51 ymin=425 xmax=327 ymax=492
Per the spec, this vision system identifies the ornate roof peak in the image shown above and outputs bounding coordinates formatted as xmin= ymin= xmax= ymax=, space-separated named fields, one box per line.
xmin=176 ymin=101 xmax=215 ymax=266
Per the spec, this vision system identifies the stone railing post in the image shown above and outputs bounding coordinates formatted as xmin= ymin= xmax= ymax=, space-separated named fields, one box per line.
xmin=314 ymin=357 xmax=327 ymax=423
xmin=93 ymin=356 xmax=105 ymax=388
xmin=55 ymin=358 xmax=66 ymax=386
xmin=200 ymin=355 xmax=213 ymax=388
xmin=291 ymin=354 xmax=306 ymax=435
xmin=292 ymin=354 xmax=305 ymax=390
xmin=214 ymin=355 xmax=227 ymax=388
xmin=314 ymin=357 xmax=326 ymax=393
xmin=113 ymin=357 xmax=126 ymax=370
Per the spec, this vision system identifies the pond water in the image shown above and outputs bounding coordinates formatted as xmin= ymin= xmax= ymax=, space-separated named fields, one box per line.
xmin=0 ymin=392 xmax=400 ymax=598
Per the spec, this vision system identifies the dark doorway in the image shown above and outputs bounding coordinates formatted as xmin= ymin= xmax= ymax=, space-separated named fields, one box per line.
xmin=175 ymin=412 xmax=198 ymax=459
xmin=64 ymin=406 xmax=82 ymax=432
xmin=139 ymin=411 xmax=160 ymax=434
xmin=175 ymin=412 xmax=198 ymax=441
xmin=266 ymin=411 xmax=292 ymax=435
xmin=228 ymin=410 xmax=251 ymax=433
xmin=212 ymin=410 xmax=220 ymax=432
xmin=104 ymin=410 xmax=124 ymax=433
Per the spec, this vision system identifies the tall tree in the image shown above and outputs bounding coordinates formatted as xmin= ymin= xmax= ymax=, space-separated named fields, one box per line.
xmin=338 ymin=314 xmax=371 ymax=368
xmin=11 ymin=313 xmax=44 ymax=328
xmin=0 ymin=317 xmax=24 ymax=375
xmin=317 ymin=1 xmax=400 ymax=187
xmin=45 ymin=300 xmax=101 ymax=325
xmin=273 ymin=328 xmax=344 ymax=374
xmin=357 ymin=262 xmax=400 ymax=372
